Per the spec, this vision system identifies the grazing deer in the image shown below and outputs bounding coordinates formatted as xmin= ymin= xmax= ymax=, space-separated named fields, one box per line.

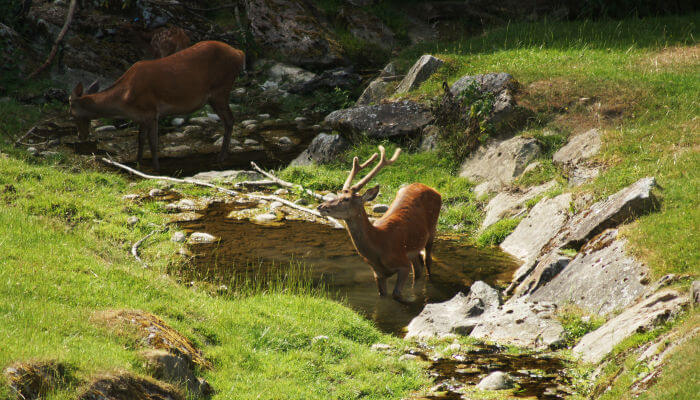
xmin=69 ymin=41 xmax=245 ymax=171
xmin=317 ymin=146 xmax=442 ymax=302
xmin=150 ymin=26 xmax=190 ymax=58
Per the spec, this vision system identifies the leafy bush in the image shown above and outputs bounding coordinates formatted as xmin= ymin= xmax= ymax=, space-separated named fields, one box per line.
xmin=476 ymin=217 xmax=521 ymax=247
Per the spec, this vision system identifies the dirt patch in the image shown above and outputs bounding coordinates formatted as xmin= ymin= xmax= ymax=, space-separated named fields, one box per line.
xmin=3 ymin=360 xmax=74 ymax=400
xmin=78 ymin=371 xmax=183 ymax=400
xmin=647 ymin=44 xmax=700 ymax=70
xmin=92 ymin=309 xmax=211 ymax=369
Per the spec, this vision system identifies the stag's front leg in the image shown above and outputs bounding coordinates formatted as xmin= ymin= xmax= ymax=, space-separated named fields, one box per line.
xmin=373 ymin=271 xmax=388 ymax=297
xmin=393 ymin=267 xmax=411 ymax=304
xmin=136 ymin=123 xmax=146 ymax=166
xmin=145 ymin=118 xmax=160 ymax=171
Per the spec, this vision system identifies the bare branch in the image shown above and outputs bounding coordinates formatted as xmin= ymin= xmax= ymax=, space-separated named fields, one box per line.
xmin=131 ymin=229 xmax=161 ymax=268
xmin=249 ymin=194 xmax=344 ymax=229
xmin=250 ymin=162 xmax=325 ymax=201
xmin=28 ymin=0 xmax=78 ymax=80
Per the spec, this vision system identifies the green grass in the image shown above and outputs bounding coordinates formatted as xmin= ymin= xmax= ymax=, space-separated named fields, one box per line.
xmin=476 ymin=217 xmax=522 ymax=247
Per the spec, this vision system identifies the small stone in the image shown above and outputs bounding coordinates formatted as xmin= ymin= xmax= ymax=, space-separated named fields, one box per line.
xmin=171 ymin=231 xmax=186 ymax=242
xmin=371 ymin=343 xmax=392 ymax=351
xmin=244 ymin=138 xmax=259 ymax=146
xmin=127 ymin=216 xmax=139 ymax=226
xmin=234 ymin=87 xmax=246 ymax=95
xmin=295 ymin=198 xmax=309 ymax=206
xmin=254 ymin=213 xmax=277 ymax=223
xmin=322 ymin=193 xmax=337 ymax=202
xmin=207 ymin=113 xmax=220 ymax=122
xmin=122 ymin=194 xmax=139 ymax=200
xmin=372 ymin=204 xmax=389 ymax=213
xmin=270 ymin=201 xmax=284 ymax=210
xmin=294 ymin=116 xmax=307 ymax=123
xmin=27 ymin=147 xmax=38 ymax=156
xmin=189 ymin=232 xmax=217 ymax=244
xmin=176 ymin=199 xmax=196 ymax=211
xmin=477 ymin=371 xmax=513 ymax=390
xmin=244 ymin=124 xmax=257 ymax=133
xmin=171 ymin=117 xmax=185 ymax=126
xmin=258 ymin=113 xmax=271 ymax=120
xmin=241 ymin=119 xmax=258 ymax=127
xmin=149 ymin=188 xmax=164 ymax=197
xmin=312 ymin=124 xmax=322 ymax=131
xmin=188 ymin=117 xmax=213 ymax=125
xmin=278 ymin=136 xmax=293 ymax=146
xmin=273 ymin=189 xmax=289 ymax=195
xmin=183 ymin=125 xmax=203 ymax=135
xmin=95 ymin=125 xmax=116 ymax=133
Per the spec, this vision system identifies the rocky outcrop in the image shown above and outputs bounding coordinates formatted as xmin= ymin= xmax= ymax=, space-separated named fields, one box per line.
xmin=553 ymin=128 xmax=602 ymax=186
xmin=450 ymin=73 xmax=519 ymax=126
xmin=290 ymin=133 xmax=349 ymax=166
xmin=481 ymin=180 xmax=557 ymax=229
xmin=509 ymin=251 xmax=571 ymax=297
xmin=459 ymin=136 xmax=542 ymax=192
xmin=245 ymin=0 xmax=345 ymax=68
xmin=395 ymin=55 xmax=444 ymax=94
xmin=500 ymin=193 xmax=572 ymax=262
xmin=356 ymin=63 xmax=401 ymax=106
xmin=405 ymin=281 xmax=501 ymax=338
xmin=555 ymin=177 xmax=658 ymax=249
xmin=573 ymin=290 xmax=689 ymax=363
xmin=324 ymin=101 xmax=433 ymax=139
xmin=529 ymin=229 xmax=649 ymax=316
xmin=470 ymin=299 xmax=565 ymax=350
xmin=288 ymin=67 xmax=360 ymax=94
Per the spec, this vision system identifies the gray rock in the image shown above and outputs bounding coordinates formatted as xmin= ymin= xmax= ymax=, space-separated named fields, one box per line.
xmin=477 ymin=371 xmax=514 ymax=390
xmin=266 ymin=62 xmax=318 ymax=87
xmin=258 ymin=114 xmax=271 ymax=120
xmin=325 ymin=101 xmax=433 ymax=139
xmin=459 ymin=136 xmax=542 ymax=188
xmin=356 ymin=77 xmax=398 ymax=106
xmin=573 ymin=290 xmax=689 ymax=363
xmin=254 ymin=213 xmax=278 ymax=223
xmin=553 ymin=128 xmax=601 ymax=166
xmin=529 ymin=229 xmax=649 ymax=316
xmin=206 ymin=113 xmax=220 ymax=122
xmin=171 ymin=117 xmax=184 ymax=127
xmin=509 ymin=251 xmax=571 ymax=297
xmin=470 ymin=299 xmax=565 ymax=350
xmin=95 ymin=125 xmax=116 ymax=133
xmin=372 ymin=204 xmax=389 ymax=213
xmin=244 ymin=138 xmax=259 ymax=146
xmin=189 ymin=232 xmax=218 ymax=244
xmin=241 ymin=119 xmax=258 ymax=127
xmin=481 ymin=180 xmax=557 ymax=229
xmin=278 ymin=136 xmax=293 ymax=146
xmin=450 ymin=73 xmax=518 ymax=125
xmin=149 ymin=188 xmax=165 ymax=197
xmin=273 ymin=189 xmax=289 ymax=195
xmin=692 ymin=281 xmax=700 ymax=304
xmin=406 ymin=281 xmax=501 ymax=339
xmin=419 ymin=125 xmax=439 ymax=152
xmin=182 ymin=125 xmax=203 ymax=135
xmin=213 ymin=136 xmax=240 ymax=147
xmin=188 ymin=117 xmax=213 ymax=126
xmin=127 ymin=216 xmax=139 ymax=226
xmin=500 ymin=193 xmax=572 ymax=262
xmin=189 ymin=170 xmax=263 ymax=182
xmin=245 ymin=0 xmax=344 ymax=68
xmin=395 ymin=55 xmax=444 ymax=94
xmin=27 ymin=147 xmax=38 ymax=156
xmin=161 ymin=145 xmax=192 ymax=158
xmin=171 ymin=231 xmax=186 ymax=243
xmin=269 ymin=201 xmax=284 ymax=210
xmin=290 ymin=133 xmax=350 ymax=166
xmin=521 ymin=161 xmax=542 ymax=176
xmin=568 ymin=165 xmax=600 ymax=186
xmin=556 ymin=177 xmax=658 ymax=249
xmin=142 ymin=349 xmax=211 ymax=396
xmin=288 ymin=67 xmax=361 ymax=94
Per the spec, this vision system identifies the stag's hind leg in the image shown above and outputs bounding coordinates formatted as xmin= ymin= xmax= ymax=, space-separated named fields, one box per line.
xmin=144 ymin=118 xmax=160 ymax=171
xmin=209 ymin=93 xmax=234 ymax=163
xmin=410 ymin=254 xmax=425 ymax=281
xmin=424 ymin=233 xmax=435 ymax=277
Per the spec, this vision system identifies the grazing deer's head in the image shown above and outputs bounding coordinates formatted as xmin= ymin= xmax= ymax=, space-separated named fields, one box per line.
xmin=317 ymin=145 xmax=401 ymax=219
xmin=69 ymin=80 xmax=99 ymax=140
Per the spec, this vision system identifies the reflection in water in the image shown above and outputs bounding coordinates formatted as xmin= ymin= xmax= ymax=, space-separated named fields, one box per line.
xmin=175 ymin=201 xmax=519 ymax=335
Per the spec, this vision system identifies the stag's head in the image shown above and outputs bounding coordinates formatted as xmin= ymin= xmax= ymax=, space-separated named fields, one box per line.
xmin=317 ymin=145 xmax=401 ymax=219
xmin=69 ymin=80 xmax=99 ymax=140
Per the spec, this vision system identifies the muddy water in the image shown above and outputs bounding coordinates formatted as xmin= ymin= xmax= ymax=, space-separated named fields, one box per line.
xmin=174 ymin=201 xmax=519 ymax=335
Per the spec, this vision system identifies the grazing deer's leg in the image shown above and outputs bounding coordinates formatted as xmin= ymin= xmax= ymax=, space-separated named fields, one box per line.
xmin=424 ymin=233 xmax=435 ymax=277
xmin=374 ymin=272 xmax=388 ymax=297
xmin=393 ymin=266 xmax=411 ymax=303
xmin=136 ymin=123 xmax=146 ymax=166
xmin=209 ymin=95 xmax=234 ymax=163
xmin=410 ymin=254 xmax=424 ymax=281
xmin=145 ymin=118 xmax=160 ymax=171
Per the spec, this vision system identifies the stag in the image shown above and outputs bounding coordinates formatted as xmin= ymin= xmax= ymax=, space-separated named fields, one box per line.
xmin=68 ymin=41 xmax=245 ymax=171
xmin=151 ymin=26 xmax=190 ymax=58
xmin=317 ymin=146 xmax=442 ymax=302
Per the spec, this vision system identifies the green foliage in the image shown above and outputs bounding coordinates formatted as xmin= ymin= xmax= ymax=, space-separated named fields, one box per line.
xmin=335 ymin=30 xmax=391 ymax=69
xmin=312 ymin=87 xmax=354 ymax=115
xmin=515 ymin=159 xmax=562 ymax=187
xmin=476 ymin=217 xmax=521 ymax=247
xmin=559 ymin=309 xmax=606 ymax=347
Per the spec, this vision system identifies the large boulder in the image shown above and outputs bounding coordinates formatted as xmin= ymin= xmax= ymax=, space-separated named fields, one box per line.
xmin=553 ymin=128 xmax=602 ymax=186
xmin=500 ymin=193 xmax=572 ymax=262
xmin=287 ymin=67 xmax=360 ymax=94
xmin=245 ymin=0 xmax=345 ymax=68
xmin=470 ymin=299 xmax=565 ymax=350
xmin=529 ymin=229 xmax=649 ymax=316
xmin=263 ymin=61 xmax=318 ymax=89
xmin=356 ymin=63 xmax=401 ymax=106
xmin=450 ymin=73 xmax=518 ymax=126
xmin=290 ymin=133 xmax=349 ymax=166
xmin=324 ymin=101 xmax=433 ymax=139
xmin=573 ymin=290 xmax=689 ymax=363
xmin=395 ymin=55 xmax=444 ymax=93
xmin=509 ymin=251 xmax=571 ymax=297
xmin=555 ymin=177 xmax=658 ymax=249
xmin=405 ymin=281 xmax=501 ymax=339
xmin=481 ymin=180 xmax=557 ymax=229
xmin=459 ymin=136 xmax=542 ymax=190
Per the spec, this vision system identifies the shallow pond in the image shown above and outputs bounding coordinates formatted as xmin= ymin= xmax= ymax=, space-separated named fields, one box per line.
xmin=174 ymin=200 xmax=520 ymax=335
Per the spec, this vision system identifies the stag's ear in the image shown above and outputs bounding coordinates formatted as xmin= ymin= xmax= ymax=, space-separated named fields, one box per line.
xmin=71 ymin=82 xmax=84 ymax=98
xmin=86 ymin=80 xmax=100 ymax=94
xmin=361 ymin=185 xmax=380 ymax=202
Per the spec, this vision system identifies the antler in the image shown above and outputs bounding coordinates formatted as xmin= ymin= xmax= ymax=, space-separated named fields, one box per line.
xmin=346 ymin=145 xmax=401 ymax=191
xmin=342 ymin=152 xmax=378 ymax=190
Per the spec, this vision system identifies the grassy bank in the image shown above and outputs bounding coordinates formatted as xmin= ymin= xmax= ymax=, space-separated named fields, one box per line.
xmin=0 ymin=105 xmax=427 ymax=398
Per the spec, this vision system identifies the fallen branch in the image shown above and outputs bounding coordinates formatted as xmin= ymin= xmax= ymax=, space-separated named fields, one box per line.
xmin=100 ymin=157 xmax=239 ymax=196
xmin=28 ymin=0 xmax=78 ymax=79
xmin=250 ymin=161 xmax=326 ymax=201
xmin=14 ymin=125 xmax=40 ymax=147
xmin=233 ymin=179 xmax=277 ymax=189
xmin=131 ymin=229 xmax=160 ymax=268
xmin=249 ymin=194 xmax=344 ymax=229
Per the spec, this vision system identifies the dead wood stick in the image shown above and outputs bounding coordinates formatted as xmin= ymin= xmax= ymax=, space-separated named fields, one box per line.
xmin=233 ymin=179 xmax=277 ymax=188
xmin=131 ymin=229 xmax=160 ymax=268
xmin=100 ymin=157 xmax=239 ymax=196
xmin=28 ymin=0 xmax=78 ymax=79
xmin=248 ymin=194 xmax=344 ymax=229
xmin=250 ymin=162 xmax=325 ymax=201
xmin=14 ymin=126 xmax=38 ymax=147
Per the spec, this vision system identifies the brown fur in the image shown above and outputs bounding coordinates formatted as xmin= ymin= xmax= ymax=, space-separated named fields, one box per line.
xmin=150 ymin=26 xmax=190 ymax=58
xmin=69 ymin=41 xmax=245 ymax=170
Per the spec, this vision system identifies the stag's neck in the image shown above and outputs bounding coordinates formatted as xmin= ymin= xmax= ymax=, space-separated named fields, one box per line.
xmin=79 ymin=88 xmax=126 ymax=119
xmin=343 ymin=209 xmax=380 ymax=258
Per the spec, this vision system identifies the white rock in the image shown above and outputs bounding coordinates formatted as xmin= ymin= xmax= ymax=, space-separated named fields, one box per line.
xmin=149 ymin=188 xmax=165 ymax=197
xmin=171 ymin=117 xmax=185 ymax=127
xmin=244 ymin=138 xmax=259 ymax=146
xmin=241 ymin=120 xmax=258 ymax=127
xmin=189 ymin=232 xmax=218 ymax=244
xmin=177 ymin=199 xmax=196 ymax=210
xmin=127 ymin=216 xmax=139 ymax=226
xmin=26 ymin=147 xmax=38 ymax=156
xmin=273 ymin=189 xmax=289 ymax=195
xmin=95 ymin=125 xmax=116 ymax=133
xmin=207 ymin=113 xmax=221 ymax=122
xmin=254 ymin=213 xmax=277 ymax=223
xmin=171 ymin=231 xmax=187 ymax=242
xmin=477 ymin=371 xmax=513 ymax=390
xmin=270 ymin=201 xmax=284 ymax=210
xmin=188 ymin=117 xmax=213 ymax=125
xmin=234 ymin=87 xmax=246 ymax=95
xmin=278 ymin=136 xmax=293 ymax=145
xmin=258 ymin=113 xmax=271 ymax=120
xmin=294 ymin=116 xmax=307 ymax=123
